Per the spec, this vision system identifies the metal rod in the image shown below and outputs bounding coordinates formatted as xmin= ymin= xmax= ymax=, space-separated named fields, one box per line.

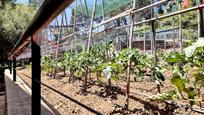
xmin=31 ymin=37 xmax=41 ymax=115
xmin=9 ymin=0 xmax=74 ymax=59
xmin=13 ymin=57 xmax=16 ymax=82
xmin=9 ymin=60 xmax=12 ymax=74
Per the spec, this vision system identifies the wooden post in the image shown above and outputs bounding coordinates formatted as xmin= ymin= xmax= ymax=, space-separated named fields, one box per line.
xmin=71 ymin=1 xmax=77 ymax=52
xmin=116 ymin=33 xmax=120 ymax=50
xmin=151 ymin=20 xmax=157 ymax=61
xmin=87 ymin=0 xmax=97 ymax=51
xmin=143 ymin=27 xmax=146 ymax=54
xmin=173 ymin=17 xmax=176 ymax=51
xmin=126 ymin=0 xmax=136 ymax=110
xmin=164 ymin=34 xmax=167 ymax=52
xmin=101 ymin=0 xmax=106 ymax=37
xmin=151 ymin=0 xmax=156 ymax=56
xmin=79 ymin=0 xmax=85 ymax=23
xmin=13 ymin=57 xmax=16 ymax=82
xmin=64 ymin=11 xmax=69 ymax=35
xmin=197 ymin=0 xmax=204 ymax=108
xmin=84 ymin=0 xmax=89 ymax=17
xmin=198 ymin=0 xmax=204 ymax=37
xmin=101 ymin=0 xmax=105 ymax=20
xmin=31 ymin=37 xmax=41 ymax=115
xmin=178 ymin=3 xmax=183 ymax=51
xmin=56 ymin=13 xmax=64 ymax=59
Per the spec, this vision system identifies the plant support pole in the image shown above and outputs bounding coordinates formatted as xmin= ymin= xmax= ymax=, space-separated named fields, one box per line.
xmin=143 ymin=27 xmax=146 ymax=54
xmin=198 ymin=0 xmax=204 ymax=108
xmin=198 ymin=0 xmax=204 ymax=37
xmin=101 ymin=0 xmax=106 ymax=37
xmin=126 ymin=0 xmax=136 ymax=109
xmin=71 ymin=0 xmax=77 ymax=52
xmin=173 ymin=18 xmax=176 ymax=51
xmin=164 ymin=34 xmax=167 ymax=52
xmin=56 ymin=13 xmax=64 ymax=59
xmin=87 ymin=0 xmax=97 ymax=51
xmin=179 ymin=3 xmax=183 ymax=51
xmin=84 ymin=0 xmax=89 ymax=17
xmin=151 ymin=0 xmax=156 ymax=56
xmin=31 ymin=37 xmax=41 ymax=115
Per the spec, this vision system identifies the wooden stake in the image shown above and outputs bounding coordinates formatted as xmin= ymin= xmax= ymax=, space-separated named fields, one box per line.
xmin=84 ymin=0 xmax=89 ymax=17
xmin=143 ymin=27 xmax=146 ymax=54
xmin=173 ymin=17 xmax=176 ymax=51
xmin=198 ymin=0 xmax=204 ymax=37
xmin=126 ymin=0 xmax=136 ymax=110
xmin=178 ymin=3 xmax=183 ymax=52
xmin=71 ymin=0 xmax=77 ymax=52
xmin=87 ymin=0 xmax=97 ymax=52
xmin=56 ymin=13 xmax=64 ymax=59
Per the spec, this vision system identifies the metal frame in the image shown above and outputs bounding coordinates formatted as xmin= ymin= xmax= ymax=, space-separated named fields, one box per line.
xmin=31 ymin=38 xmax=41 ymax=115
xmin=8 ymin=0 xmax=204 ymax=113
xmin=12 ymin=58 xmax=16 ymax=82
xmin=9 ymin=0 xmax=74 ymax=60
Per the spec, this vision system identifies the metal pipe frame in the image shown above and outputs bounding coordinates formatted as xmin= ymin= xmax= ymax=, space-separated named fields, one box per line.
xmin=60 ymin=3 xmax=204 ymax=49
xmin=31 ymin=38 xmax=41 ymax=115
xmin=9 ymin=0 xmax=74 ymax=60
xmin=12 ymin=58 xmax=16 ymax=82
xmin=59 ymin=1 xmax=204 ymax=48
xmin=59 ymin=0 xmax=169 ymax=42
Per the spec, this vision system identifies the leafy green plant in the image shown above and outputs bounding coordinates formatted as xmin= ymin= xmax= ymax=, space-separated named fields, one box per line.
xmin=160 ymin=38 xmax=204 ymax=106
xmin=149 ymin=90 xmax=178 ymax=102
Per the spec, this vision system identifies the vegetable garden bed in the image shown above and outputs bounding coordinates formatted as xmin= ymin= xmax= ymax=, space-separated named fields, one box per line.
xmin=17 ymin=66 xmax=203 ymax=114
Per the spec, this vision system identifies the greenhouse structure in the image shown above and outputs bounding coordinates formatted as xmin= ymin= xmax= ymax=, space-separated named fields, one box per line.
xmin=0 ymin=0 xmax=204 ymax=114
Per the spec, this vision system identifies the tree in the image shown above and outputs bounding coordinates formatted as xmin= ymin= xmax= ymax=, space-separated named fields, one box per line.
xmin=0 ymin=0 xmax=15 ymax=8
xmin=0 ymin=3 xmax=36 ymax=60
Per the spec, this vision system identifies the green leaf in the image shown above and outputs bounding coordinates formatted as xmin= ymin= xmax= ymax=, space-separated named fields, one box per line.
xmin=184 ymin=38 xmax=204 ymax=57
xmin=166 ymin=52 xmax=186 ymax=64
xmin=171 ymin=75 xmax=187 ymax=93
xmin=184 ymin=46 xmax=196 ymax=57
xmin=155 ymin=71 xmax=165 ymax=81
xmin=149 ymin=90 xmax=178 ymax=101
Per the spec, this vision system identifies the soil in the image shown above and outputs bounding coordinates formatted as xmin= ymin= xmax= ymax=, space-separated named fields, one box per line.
xmin=17 ymin=67 xmax=204 ymax=115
